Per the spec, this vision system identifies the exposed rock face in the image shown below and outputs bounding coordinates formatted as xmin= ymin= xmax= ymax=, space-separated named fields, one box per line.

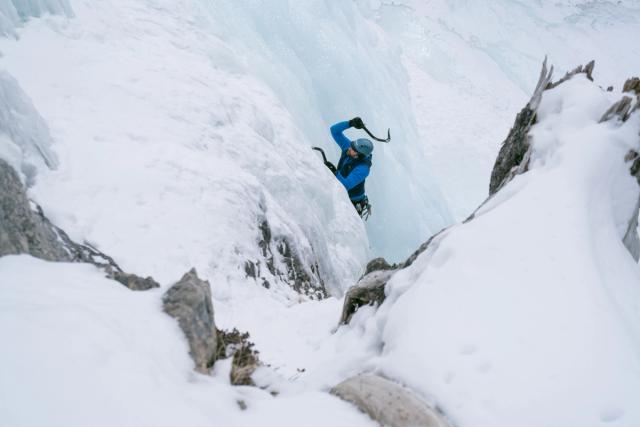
xmin=364 ymin=257 xmax=395 ymax=275
xmin=244 ymin=217 xmax=327 ymax=300
xmin=489 ymin=59 xmax=602 ymax=197
xmin=0 ymin=158 xmax=159 ymax=290
xmin=340 ymin=228 xmax=451 ymax=325
xmin=545 ymin=60 xmax=594 ymax=90
xmin=330 ymin=374 xmax=452 ymax=427
xmin=0 ymin=158 xmax=71 ymax=261
xmin=163 ymin=268 xmax=217 ymax=374
xmin=600 ymin=96 xmax=634 ymax=123
xmin=341 ymin=59 xmax=640 ymax=325
xmin=489 ymin=58 xmax=554 ymax=195
xmin=339 ymin=269 xmax=394 ymax=325
xmin=623 ymin=77 xmax=640 ymax=95
xmin=110 ymin=270 xmax=160 ymax=291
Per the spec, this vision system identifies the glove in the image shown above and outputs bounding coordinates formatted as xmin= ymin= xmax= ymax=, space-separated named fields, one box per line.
xmin=349 ymin=117 xmax=364 ymax=129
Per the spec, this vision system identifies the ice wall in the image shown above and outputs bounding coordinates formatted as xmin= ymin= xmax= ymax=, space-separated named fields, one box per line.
xmin=0 ymin=71 xmax=58 ymax=185
xmin=196 ymin=0 xmax=454 ymax=262
xmin=0 ymin=0 xmax=73 ymax=36
xmin=360 ymin=0 xmax=640 ymax=220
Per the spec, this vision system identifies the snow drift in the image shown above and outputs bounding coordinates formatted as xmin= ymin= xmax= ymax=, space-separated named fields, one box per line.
xmin=343 ymin=65 xmax=640 ymax=427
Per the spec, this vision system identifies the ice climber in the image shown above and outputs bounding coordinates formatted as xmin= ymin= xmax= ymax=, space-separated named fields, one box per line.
xmin=330 ymin=117 xmax=373 ymax=218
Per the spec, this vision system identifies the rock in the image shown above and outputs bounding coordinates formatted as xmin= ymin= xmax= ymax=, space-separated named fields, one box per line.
xmin=162 ymin=268 xmax=217 ymax=374
xmin=599 ymin=96 xmax=634 ymax=123
xmin=245 ymin=217 xmax=327 ymax=300
xmin=340 ymin=269 xmax=393 ymax=325
xmin=623 ymin=150 xmax=640 ymax=261
xmin=545 ymin=59 xmax=594 ymax=90
xmin=110 ymin=270 xmax=160 ymax=291
xmin=0 ymin=158 xmax=71 ymax=261
xmin=340 ymin=228 xmax=451 ymax=325
xmin=401 ymin=228 xmax=447 ymax=269
xmin=330 ymin=374 xmax=452 ymax=427
xmin=364 ymin=257 xmax=394 ymax=275
xmin=489 ymin=58 xmax=554 ymax=195
xmin=1 ymin=158 xmax=162 ymax=289
xmin=623 ymin=77 xmax=640 ymax=95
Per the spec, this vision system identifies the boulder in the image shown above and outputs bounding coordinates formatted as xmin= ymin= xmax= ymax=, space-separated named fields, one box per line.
xmin=110 ymin=270 xmax=159 ymax=291
xmin=339 ymin=269 xmax=393 ymax=325
xmin=330 ymin=374 xmax=451 ymax=427
xmin=162 ymin=268 xmax=217 ymax=374
xmin=364 ymin=257 xmax=394 ymax=275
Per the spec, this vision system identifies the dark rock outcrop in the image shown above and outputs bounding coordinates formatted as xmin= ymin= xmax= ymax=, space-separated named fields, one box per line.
xmin=245 ymin=217 xmax=327 ymax=300
xmin=0 ymin=158 xmax=71 ymax=261
xmin=623 ymin=77 xmax=640 ymax=95
xmin=364 ymin=257 xmax=395 ymax=275
xmin=489 ymin=58 xmax=554 ymax=195
xmin=341 ymin=59 xmax=631 ymax=326
xmin=600 ymin=96 xmax=634 ymax=123
xmin=110 ymin=270 xmax=160 ymax=291
xmin=339 ymin=269 xmax=394 ymax=325
xmin=0 ymin=158 xmax=159 ymax=290
xmin=545 ymin=60 xmax=594 ymax=90
xmin=339 ymin=227 xmax=450 ymax=325
xmin=163 ymin=268 xmax=217 ymax=374
xmin=330 ymin=374 xmax=452 ymax=427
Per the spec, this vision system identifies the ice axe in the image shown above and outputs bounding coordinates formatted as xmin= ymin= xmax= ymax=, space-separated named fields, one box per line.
xmin=351 ymin=117 xmax=391 ymax=143
xmin=362 ymin=124 xmax=391 ymax=143
xmin=312 ymin=147 xmax=337 ymax=173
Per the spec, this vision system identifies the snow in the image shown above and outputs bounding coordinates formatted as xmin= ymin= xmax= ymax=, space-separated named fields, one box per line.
xmin=0 ymin=70 xmax=58 ymax=185
xmin=368 ymin=0 xmax=640 ymax=220
xmin=0 ymin=0 xmax=72 ymax=37
xmin=0 ymin=0 xmax=369 ymax=295
xmin=356 ymin=76 xmax=640 ymax=427
xmin=0 ymin=255 xmax=376 ymax=427
xmin=1 ymin=1 xmax=640 ymax=426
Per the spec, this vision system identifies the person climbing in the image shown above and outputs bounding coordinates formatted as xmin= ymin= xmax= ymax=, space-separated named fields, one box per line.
xmin=330 ymin=117 xmax=373 ymax=218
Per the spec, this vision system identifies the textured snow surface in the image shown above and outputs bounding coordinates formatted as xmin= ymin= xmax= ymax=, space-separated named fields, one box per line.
xmin=1 ymin=1 xmax=640 ymax=426
xmin=0 ymin=255 xmax=377 ymax=427
xmin=0 ymin=0 xmax=72 ymax=37
xmin=0 ymin=0 xmax=370 ymax=295
xmin=368 ymin=0 xmax=640 ymax=220
xmin=353 ymin=77 xmax=640 ymax=427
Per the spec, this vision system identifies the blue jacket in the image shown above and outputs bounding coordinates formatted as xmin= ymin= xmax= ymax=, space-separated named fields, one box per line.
xmin=330 ymin=121 xmax=371 ymax=202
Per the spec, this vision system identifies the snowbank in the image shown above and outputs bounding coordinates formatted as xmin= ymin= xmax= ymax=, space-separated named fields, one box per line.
xmin=347 ymin=73 xmax=640 ymax=427
xmin=0 ymin=255 xmax=376 ymax=427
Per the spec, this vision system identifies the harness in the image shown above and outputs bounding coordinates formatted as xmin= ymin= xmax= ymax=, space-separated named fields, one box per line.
xmin=336 ymin=152 xmax=372 ymax=200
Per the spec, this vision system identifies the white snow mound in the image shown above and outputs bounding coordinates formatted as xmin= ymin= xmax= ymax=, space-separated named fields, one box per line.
xmin=350 ymin=75 xmax=640 ymax=427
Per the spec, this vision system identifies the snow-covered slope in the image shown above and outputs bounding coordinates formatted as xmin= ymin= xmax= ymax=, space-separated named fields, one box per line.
xmin=0 ymin=0 xmax=372 ymax=297
xmin=2 ymin=1 xmax=640 ymax=427
xmin=0 ymin=255 xmax=376 ymax=427
xmin=366 ymin=0 xmax=640 ymax=220
xmin=344 ymin=72 xmax=640 ymax=427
